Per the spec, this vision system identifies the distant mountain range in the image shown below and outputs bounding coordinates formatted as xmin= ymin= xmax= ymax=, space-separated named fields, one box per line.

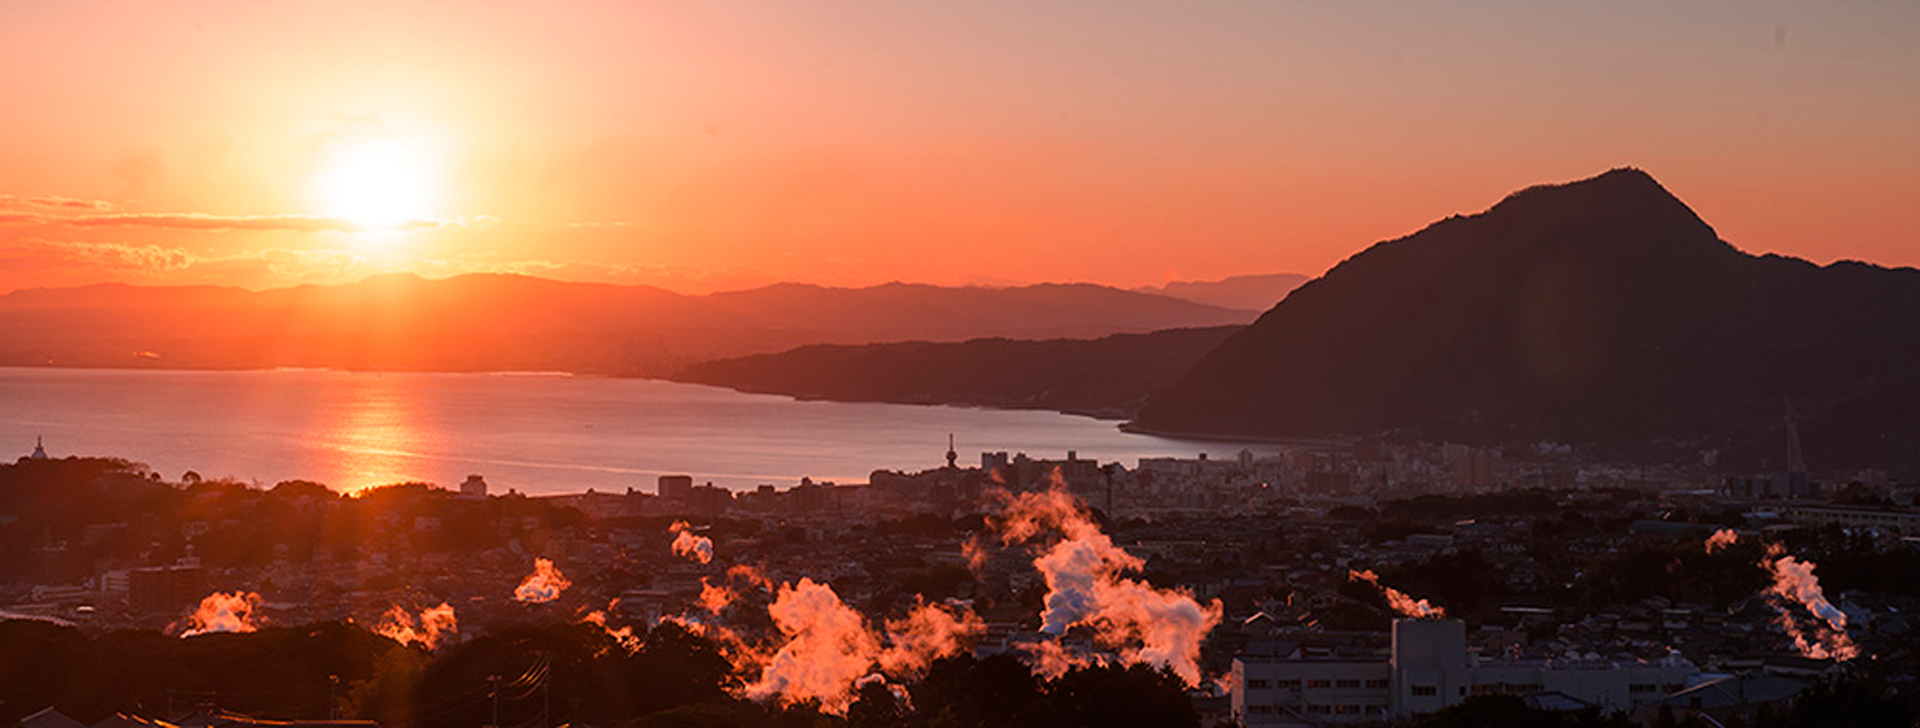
xmin=0 ymin=276 xmax=1255 ymax=375
xmin=674 ymin=326 xmax=1243 ymax=419
xmin=1131 ymin=168 xmax=1920 ymax=473
xmin=1133 ymin=273 xmax=1309 ymax=311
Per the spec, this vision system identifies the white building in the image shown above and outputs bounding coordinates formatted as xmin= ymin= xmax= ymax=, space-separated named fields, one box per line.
xmin=1233 ymin=619 xmax=1698 ymax=725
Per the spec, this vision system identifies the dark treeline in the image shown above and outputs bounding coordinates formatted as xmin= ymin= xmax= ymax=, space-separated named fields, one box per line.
xmin=4 ymin=618 xmax=1912 ymax=728
xmin=0 ymin=457 xmax=587 ymax=584
xmin=0 ymin=618 xmax=1201 ymax=728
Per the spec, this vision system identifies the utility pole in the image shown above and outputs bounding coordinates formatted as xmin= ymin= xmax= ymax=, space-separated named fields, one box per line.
xmin=487 ymin=675 xmax=501 ymax=728
xmin=328 ymin=675 xmax=338 ymax=721
xmin=540 ymin=652 xmax=552 ymax=728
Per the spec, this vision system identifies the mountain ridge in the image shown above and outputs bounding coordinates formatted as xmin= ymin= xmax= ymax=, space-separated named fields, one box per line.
xmin=0 ymin=273 xmax=1255 ymax=376
xmin=1131 ymin=168 xmax=1920 ymax=473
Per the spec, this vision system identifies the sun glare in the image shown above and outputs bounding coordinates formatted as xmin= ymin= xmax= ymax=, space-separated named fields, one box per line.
xmin=316 ymin=137 xmax=437 ymax=230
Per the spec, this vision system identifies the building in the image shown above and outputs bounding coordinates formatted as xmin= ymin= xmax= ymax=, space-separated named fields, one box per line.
xmin=127 ymin=564 xmax=208 ymax=615
xmin=458 ymin=474 xmax=488 ymax=498
xmin=658 ymin=474 xmax=694 ymax=499
xmin=1232 ymin=619 xmax=1698 ymax=725
xmin=1784 ymin=504 xmax=1920 ymax=536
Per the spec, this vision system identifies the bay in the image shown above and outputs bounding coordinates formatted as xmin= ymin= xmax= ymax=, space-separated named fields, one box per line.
xmin=0 ymin=367 xmax=1271 ymax=495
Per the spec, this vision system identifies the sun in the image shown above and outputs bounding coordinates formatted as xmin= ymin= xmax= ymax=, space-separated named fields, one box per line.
xmin=315 ymin=136 xmax=437 ymax=230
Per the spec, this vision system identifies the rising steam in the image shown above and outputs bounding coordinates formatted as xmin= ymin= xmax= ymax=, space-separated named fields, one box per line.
xmin=1704 ymin=529 xmax=1739 ymax=553
xmin=178 ymin=591 xmax=263 ymax=637
xmin=375 ymin=602 xmax=458 ymax=650
xmin=987 ymin=475 xmax=1222 ymax=686
xmin=670 ymin=520 xmax=715 ymax=565
xmin=743 ymin=578 xmax=881 ymax=714
xmin=1761 ymin=545 xmax=1859 ymax=661
xmin=514 ymin=557 xmax=573 ymax=603
xmin=740 ymin=579 xmax=984 ymax=714
xmin=877 ymin=598 xmax=986 ymax=678
xmin=1348 ymin=570 xmax=1445 ymax=619
xmin=582 ymin=605 xmax=641 ymax=653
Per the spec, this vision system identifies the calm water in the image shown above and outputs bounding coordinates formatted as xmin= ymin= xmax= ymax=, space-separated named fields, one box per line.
xmin=0 ymin=367 xmax=1269 ymax=494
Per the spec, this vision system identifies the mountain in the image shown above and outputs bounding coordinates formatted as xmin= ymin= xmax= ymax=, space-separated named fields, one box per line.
xmin=1131 ymin=168 xmax=1920 ymax=473
xmin=674 ymin=326 xmax=1243 ymax=419
xmin=0 ymin=275 xmax=1255 ymax=376
xmin=1134 ymin=273 xmax=1310 ymax=311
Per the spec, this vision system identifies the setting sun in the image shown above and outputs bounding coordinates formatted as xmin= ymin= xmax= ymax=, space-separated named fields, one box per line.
xmin=315 ymin=136 xmax=437 ymax=230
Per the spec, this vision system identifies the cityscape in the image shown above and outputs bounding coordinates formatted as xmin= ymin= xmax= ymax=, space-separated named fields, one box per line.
xmin=3 ymin=1 xmax=1919 ymax=727
xmin=3 ymin=424 xmax=1915 ymax=726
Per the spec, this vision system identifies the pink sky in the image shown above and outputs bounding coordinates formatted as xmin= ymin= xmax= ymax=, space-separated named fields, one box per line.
xmin=1 ymin=1 xmax=1915 ymax=293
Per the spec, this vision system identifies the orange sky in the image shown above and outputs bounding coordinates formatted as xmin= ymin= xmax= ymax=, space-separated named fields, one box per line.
xmin=1 ymin=1 xmax=1915 ymax=294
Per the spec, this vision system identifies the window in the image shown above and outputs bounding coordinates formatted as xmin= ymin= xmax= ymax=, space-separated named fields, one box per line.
xmin=1307 ymin=705 xmax=1331 ymax=714
xmin=1412 ymin=685 xmax=1438 ymax=697
xmin=1366 ymin=679 xmax=1389 ymax=689
xmin=1335 ymin=705 xmax=1358 ymax=714
xmin=1278 ymin=679 xmax=1303 ymax=689
xmin=1250 ymin=706 xmax=1274 ymax=715
xmin=1630 ymin=683 xmax=1657 ymax=694
xmin=1307 ymin=679 xmax=1332 ymax=689
xmin=1246 ymin=679 xmax=1271 ymax=690
xmin=1336 ymin=679 xmax=1360 ymax=688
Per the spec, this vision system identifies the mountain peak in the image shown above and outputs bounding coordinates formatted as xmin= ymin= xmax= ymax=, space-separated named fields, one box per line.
xmin=1489 ymin=166 xmax=1687 ymax=216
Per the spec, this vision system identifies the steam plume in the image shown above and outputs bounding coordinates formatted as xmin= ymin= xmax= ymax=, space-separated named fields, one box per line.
xmin=1761 ymin=546 xmax=1859 ymax=661
xmin=179 ymin=591 xmax=262 ymax=637
xmin=989 ymin=476 xmax=1222 ymax=686
xmin=514 ymin=557 xmax=572 ymax=603
xmin=700 ymin=578 xmax=736 ymax=614
xmin=582 ymin=607 xmax=641 ymax=653
xmin=1015 ymin=637 xmax=1101 ymax=681
xmin=744 ymin=578 xmax=880 ymax=714
xmin=1349 ymin=570 xmax=1445 ymax=619
xmin=739 ymin=580 xmax=984 ymax=714
xmin=876 ymin=598 xmax=986 ymax=678
xmin=670 ymin=520 xmax=715 ymax=565
xmin=728 ymin=563 xmax=775 ymax=591
xmin=1705 ymin=529 xmax=1739 ymax=553
xmin=375 ymin=602 xmax=458 ymax=650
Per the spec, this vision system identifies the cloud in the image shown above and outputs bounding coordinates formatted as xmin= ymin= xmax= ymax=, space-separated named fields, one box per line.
xmin=0 ymin=238 xmax=195 ymax=275
xmin=0 ymin=237 xmax=382 ymax=288
xmin=0 ymin=195 xmax=115 ymax=211
xmin=0 ymin=233 xmax=756 ymax=296
xmin=0 ymin=208 xmax=495 ymax=233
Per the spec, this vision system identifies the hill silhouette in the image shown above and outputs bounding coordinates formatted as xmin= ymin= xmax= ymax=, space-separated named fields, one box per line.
xmin=675 ymin=326 xmax=1243 ymax=419
xmin=1133 ymin=272 xmax=1309 ymax=311
xmin=0 ymin=276 xmax=1253 ymax=376
xmin=1131 ymin=168 xmax=1920 ymax=473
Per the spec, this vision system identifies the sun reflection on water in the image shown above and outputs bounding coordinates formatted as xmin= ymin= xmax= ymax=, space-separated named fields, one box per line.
xmin=321 ymin=375 xmax=434 ymax=493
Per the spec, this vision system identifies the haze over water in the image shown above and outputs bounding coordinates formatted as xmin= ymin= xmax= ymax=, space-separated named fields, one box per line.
xmin=0 ymin=367 xmax=1272 ymax=494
